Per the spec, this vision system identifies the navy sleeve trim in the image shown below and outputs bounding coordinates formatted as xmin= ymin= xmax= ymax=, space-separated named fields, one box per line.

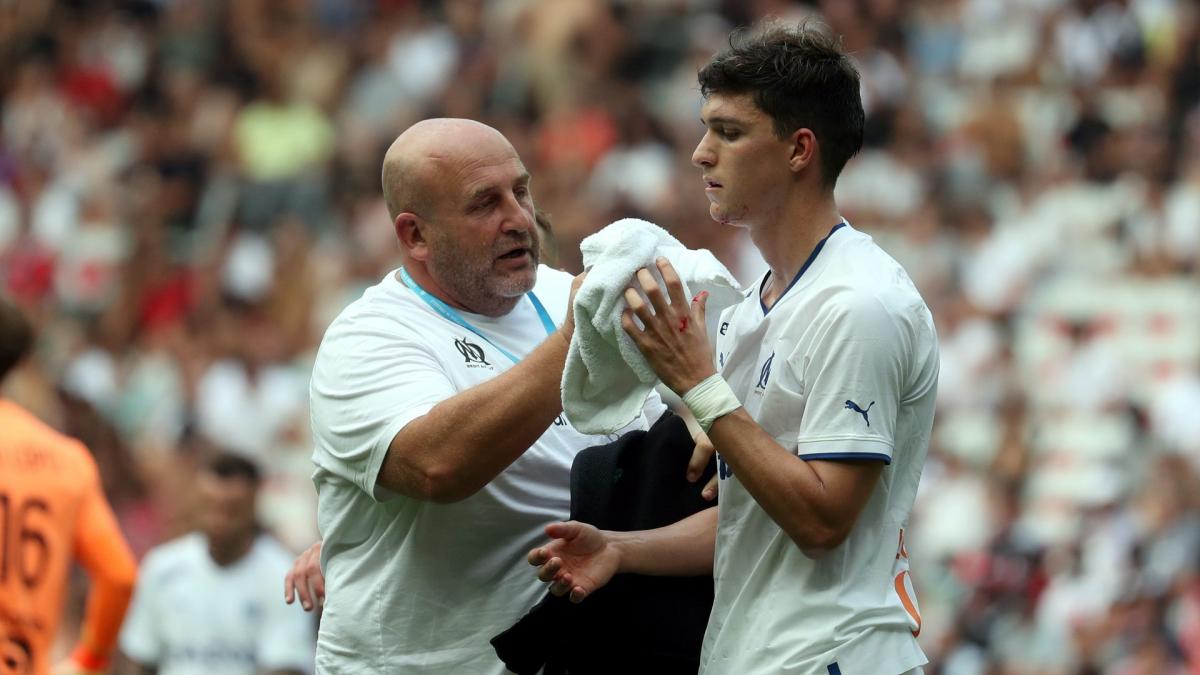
xmin=800 ymin=452 xmax=892 ymax=465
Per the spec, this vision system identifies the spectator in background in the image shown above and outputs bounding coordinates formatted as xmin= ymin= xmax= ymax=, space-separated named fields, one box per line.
xmin=118 ymin=452 xmax=314 ymax=675
xmin=0 ymin=298 xmax=138 ymax=675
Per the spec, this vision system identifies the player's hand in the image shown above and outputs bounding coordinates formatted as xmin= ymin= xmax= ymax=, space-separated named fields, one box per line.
xmin=622 ymin=258 xmax=715 ymax=394
xmin=688 ymin=432 xmax=718 ymax=501
xmin=559 ymin=271 xmax=587 ymax=347
xmin=528 ymin=521 xmax=619 ymax=603
xmin=284 ymin=541 xmax=325 ymax=611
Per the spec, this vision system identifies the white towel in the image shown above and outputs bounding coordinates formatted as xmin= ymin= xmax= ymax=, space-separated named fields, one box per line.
xmin=562 ymin=218 xmax=742 ymax=434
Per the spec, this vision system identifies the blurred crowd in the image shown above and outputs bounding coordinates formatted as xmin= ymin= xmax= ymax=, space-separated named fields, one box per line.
xmin=2 ymin=0 xmax=1198 ymax=672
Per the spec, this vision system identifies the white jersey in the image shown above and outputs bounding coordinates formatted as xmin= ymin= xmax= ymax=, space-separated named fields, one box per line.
xmin=309 ymin=265 xmax=663 ymax=674
xmin=119 ymin=532 xmax=315 ymax=675
xmin=702 ymin=224 xmax=938 ymax=675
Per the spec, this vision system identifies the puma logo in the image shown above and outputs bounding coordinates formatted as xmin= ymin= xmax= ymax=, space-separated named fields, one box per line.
xmin=844 ymin=400 xmax=875 ymax=426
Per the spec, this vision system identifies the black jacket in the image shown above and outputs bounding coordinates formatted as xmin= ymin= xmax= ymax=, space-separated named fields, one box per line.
xmin=491 ymin=410 xmax=717 ymax=674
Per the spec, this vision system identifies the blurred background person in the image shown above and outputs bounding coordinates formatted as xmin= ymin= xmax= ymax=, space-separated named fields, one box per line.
xmin=0 ymin=297 xmax=137 ymax=675
xmin=117 ymin=453 xmax=314 ymax=675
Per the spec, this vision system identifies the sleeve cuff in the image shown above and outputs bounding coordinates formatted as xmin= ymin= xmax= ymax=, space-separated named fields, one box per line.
xmin=796 ymin=437 xmax=893 ymax=465
xmin=364 ymin=404 xmax=435 ymax=501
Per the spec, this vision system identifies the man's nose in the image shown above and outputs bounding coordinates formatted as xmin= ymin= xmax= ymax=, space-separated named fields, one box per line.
xmin=692 ymin=136 xmax=715 ymax=168
xmin=499 ymin=199 xmax=534 ymax=234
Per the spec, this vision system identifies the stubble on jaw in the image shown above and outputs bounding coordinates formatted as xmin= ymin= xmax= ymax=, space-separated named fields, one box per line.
xmin=426 ymin=230 xmax=540 ymax=315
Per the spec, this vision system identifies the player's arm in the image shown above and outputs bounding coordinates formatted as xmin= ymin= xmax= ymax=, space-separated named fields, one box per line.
xmin=624 ymin=260 xmax=886 ymax=554
xmin=705 ymin=414 xmax=882 ymax=553
xmin=65 ymin=454 xmax=138 ymax=674
xmin=377 ymin=274 xmax=583 ymax=502
xmin=528 ymin=507 xmax=717 ymax=603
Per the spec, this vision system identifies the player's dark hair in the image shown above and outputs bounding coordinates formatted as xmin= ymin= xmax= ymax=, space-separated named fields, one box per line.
xmin=534 ymin=208 xmax=558 ymax=268
xmin=206 ymin=452 xmax=262 ymax=485
xmin=0 ymin=299 xmax=33 ymax=382
xmin=698 ymin=22 xmax=865 ymax=187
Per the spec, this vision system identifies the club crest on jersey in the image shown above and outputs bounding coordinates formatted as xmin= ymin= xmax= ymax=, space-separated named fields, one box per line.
xmin=756 ymin=353 xmax=774 ymax=390
xmin=454 ymin=336 xmax=491 ymax=367
xmin=717 ymin=453 xmax=734 ymax=480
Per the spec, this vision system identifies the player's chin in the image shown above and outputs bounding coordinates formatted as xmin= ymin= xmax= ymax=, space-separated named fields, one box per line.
xmin=710 ymin=203 xmax=749 ymax=228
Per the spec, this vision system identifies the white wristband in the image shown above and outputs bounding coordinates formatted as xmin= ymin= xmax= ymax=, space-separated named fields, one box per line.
xmin=682 ymin=374 xmax=741 ymax=432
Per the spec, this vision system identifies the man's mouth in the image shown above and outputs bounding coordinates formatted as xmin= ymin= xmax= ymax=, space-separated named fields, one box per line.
xmin=498 ymin=247 xmax=530 ymax=260
xmin=705 ymin=179 xmax=723 ymax=189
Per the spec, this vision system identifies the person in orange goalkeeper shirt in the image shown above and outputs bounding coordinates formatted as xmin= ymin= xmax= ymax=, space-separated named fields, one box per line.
xmin=0 ymin=298 xmax=137 ymax=675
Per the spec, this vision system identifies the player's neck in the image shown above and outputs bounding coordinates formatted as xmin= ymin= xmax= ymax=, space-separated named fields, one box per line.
xmin=753 ymin=191 xmax=841 ymax=309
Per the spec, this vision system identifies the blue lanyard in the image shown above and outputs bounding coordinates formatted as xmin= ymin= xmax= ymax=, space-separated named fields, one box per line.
xmin=399 ymin=267 xmax=556 ymax=365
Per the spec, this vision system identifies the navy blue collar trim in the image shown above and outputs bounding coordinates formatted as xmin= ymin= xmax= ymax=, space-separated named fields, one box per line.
xmin=759 ymin=221 xmax=846 ymax=315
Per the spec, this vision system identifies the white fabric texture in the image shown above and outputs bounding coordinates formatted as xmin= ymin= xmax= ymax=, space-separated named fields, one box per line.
xmin=701 ymin=224 xmax=937 ymax=675
xmin=119 ymin=533 xmax=315 ymax=675
xmin=563 ymin=218 xmax=741 ymax=434
xmin=309 ymin=265 xmax=664 ymax=674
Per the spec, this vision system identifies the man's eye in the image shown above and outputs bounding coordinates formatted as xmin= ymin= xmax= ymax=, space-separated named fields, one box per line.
xmin=720 ymin=129 xmax=740 ymax=141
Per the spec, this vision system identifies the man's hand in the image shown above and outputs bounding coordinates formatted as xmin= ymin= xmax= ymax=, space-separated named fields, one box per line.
xmin=621 ymin=258 xmax=715 ymax=395
xmin=688 ymin=432 xmax=718 ymax=501
xmin=528 ymin=521 xmax=620 ymax=604
xmin=284 ymin=541 xmax=324 ymax=611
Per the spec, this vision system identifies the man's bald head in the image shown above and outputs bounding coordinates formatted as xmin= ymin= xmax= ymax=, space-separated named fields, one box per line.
xmin=381 ymin=119 xmax=517 ymax=223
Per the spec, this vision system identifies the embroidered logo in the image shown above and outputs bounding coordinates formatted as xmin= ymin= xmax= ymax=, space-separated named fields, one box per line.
xmin=719 ymin=321 xmax=729 ymax=335
xmin=454 ymin=336 xmax=490 ymax=366
xmin=844 ymin=400 xmax=875 ymax=426
xmin=756 ymin=353 xmax=774 ymax=389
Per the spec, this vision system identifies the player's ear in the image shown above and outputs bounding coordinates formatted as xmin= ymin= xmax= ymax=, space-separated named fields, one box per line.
xmin=787 ymin=128 xmax=817 ymax=174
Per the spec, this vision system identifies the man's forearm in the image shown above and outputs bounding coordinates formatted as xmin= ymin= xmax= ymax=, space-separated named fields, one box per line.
xmin=612 ymin=507 xmax=717 ymax=577
xmin=378 ymin=331 xmax=570 ymax=501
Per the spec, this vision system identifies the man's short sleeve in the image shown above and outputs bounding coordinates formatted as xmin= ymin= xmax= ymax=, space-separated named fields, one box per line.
xmin=310 ymin=318 xmax=457 ymax=499
xmin=794 ymin=291 xmax=908 ymax=464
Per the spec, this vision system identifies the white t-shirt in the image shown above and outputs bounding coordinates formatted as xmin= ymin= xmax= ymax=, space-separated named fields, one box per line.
xmin=309 ymin=265 xmax=664 ymax=674
xmin=702 ymin=224 xmax=938 ymax=675
xmin=119 ymin=532 xmax=316 ymax=675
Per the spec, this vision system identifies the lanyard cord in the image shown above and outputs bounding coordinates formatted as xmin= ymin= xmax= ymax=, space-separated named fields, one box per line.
xmin=399 ymin=267 xmax=556 ymax=364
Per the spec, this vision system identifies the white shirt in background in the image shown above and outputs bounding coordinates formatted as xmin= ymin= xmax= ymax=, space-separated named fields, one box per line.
xmin=119 ymin=533 xmax=315 ymax=675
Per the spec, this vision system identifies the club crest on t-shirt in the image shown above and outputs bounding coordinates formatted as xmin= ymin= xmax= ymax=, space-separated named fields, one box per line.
xmin=454 ymin=336 xmax=492 ymax=368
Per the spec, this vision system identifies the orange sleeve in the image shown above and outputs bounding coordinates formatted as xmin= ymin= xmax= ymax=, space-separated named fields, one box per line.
xmin=70 ymin=459 xmax=138 ymax=667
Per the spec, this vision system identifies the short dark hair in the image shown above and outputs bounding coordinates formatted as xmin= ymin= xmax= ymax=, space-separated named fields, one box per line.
xmin=205 ymin=452 xmax=262 ymax=485
xmin=0 ymin=299 xmax=33 ymax=382
xmin=698 ymin=22 xmax=865 ymax=187
xmin=534 ymin=209 xmax=558 ymax=268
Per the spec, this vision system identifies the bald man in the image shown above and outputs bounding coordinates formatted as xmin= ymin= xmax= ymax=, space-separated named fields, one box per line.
xmin=307 ymin=119 xmax=665 ymax=673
